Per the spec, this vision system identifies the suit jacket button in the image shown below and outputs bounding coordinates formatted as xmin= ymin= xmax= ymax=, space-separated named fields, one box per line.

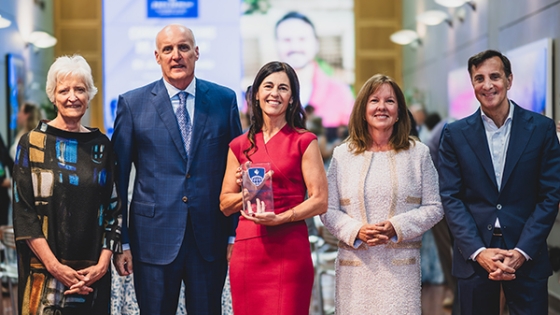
xmin=487 ymin=225 xmax=493 ymax=230
xmin=186 ymin=173 xmax=191 ymax=179
xmin=496 ymin=204 xmax=502 ymax=210
xmin=182 ymin=196 xmax=188 ymax=203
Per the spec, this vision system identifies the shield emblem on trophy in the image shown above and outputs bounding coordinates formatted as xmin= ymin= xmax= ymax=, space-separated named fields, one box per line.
xmin=248 ymin=167 xmax=265 ymax=186
xmin=242 ymin=162 xmax=274 ymax=214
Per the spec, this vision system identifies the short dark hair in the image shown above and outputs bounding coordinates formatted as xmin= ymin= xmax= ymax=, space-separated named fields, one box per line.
xmin=275 ymin=11 xmax=317 ymax=38
xmin=424 ymin=113 xmax=442 ymax=131
xmin=468 ymin=50 xmax=512 ymax=78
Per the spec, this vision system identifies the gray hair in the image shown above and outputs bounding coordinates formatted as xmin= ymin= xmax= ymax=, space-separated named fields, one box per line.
xmin=45 ymin=54 xmax=98 ymax=104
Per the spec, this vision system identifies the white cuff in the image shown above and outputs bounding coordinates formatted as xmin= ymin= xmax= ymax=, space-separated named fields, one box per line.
xmin=470 ymin=247 xmax=486 ymax=261
xmin=514 ymin=247 xmax=531 ymax=261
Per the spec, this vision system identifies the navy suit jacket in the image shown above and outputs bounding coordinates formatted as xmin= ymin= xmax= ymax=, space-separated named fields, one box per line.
xmin=112 ymin=78 xmax=242 ymax=265
xmin=438 ymin=103 xmax=560 ymax=280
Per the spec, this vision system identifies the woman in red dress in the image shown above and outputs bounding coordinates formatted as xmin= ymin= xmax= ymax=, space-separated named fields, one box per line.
xmin=220 ymin=61 xmax=328 ymax=315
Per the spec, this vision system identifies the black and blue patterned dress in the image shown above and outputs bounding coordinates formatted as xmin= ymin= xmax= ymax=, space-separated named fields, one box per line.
xmin=12 ymin=121 xmax=121 ymax=315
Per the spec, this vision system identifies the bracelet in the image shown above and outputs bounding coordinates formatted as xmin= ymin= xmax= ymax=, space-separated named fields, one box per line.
xmin=290 ymin=208 xmax=296 ymax=222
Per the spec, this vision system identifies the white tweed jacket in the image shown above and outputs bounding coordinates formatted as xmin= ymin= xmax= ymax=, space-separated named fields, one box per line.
xmin=321 ymin=140 xmax=443 ymax=250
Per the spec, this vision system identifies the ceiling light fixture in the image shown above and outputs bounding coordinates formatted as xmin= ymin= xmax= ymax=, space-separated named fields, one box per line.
xmin=435 ymin=0 xmax=476 ymax=10
xmin=28 ymin=31 xmax=57 ymax=48
xmin=435 ymin=0 xmax=466 ymax=7
xmin=0 ymin=15 xmax=12 ymax=29
xmin=416 ymin=10 xmax=452 ymax=27
xmin=390 ymin=30 xmax=421 ymax=46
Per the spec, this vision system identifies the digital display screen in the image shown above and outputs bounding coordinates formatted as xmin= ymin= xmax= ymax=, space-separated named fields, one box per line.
xmin=448 ymin=38 xmax=553 ymax=120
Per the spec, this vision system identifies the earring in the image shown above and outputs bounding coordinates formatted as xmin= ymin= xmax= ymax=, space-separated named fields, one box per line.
xmin=396 ymin=117 xmax=399 ymax=122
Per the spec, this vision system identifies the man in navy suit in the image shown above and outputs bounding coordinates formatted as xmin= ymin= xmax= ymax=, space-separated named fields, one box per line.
xmin=439 ymin=50 xmax=560 ymax=315
xmin=112 ymin=24 xmax=242 ymax=315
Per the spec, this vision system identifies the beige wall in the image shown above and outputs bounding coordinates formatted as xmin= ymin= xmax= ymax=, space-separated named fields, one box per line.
xmin=354 ymin=0 xmax=402 ymax=90
xmin=54 ymin=0 xmax=103 ymax=131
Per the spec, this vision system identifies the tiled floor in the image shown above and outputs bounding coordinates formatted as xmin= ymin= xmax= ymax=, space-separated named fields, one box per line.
xmin=1 ymin=283 xmax=17 ymax=315
xmin=421 ymin=284 xmax=453 ymax=315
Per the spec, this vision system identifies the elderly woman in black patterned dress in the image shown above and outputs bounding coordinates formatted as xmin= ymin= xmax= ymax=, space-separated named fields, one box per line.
xmin=12 ymin=55 xmax=121 ymax=315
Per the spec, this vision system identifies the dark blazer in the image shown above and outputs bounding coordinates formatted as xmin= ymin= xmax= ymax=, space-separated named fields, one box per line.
xmin=112 ymin=78 xmax=242 ymax=265
xmin=438 ymin=103 xmax=560 ymax=280
xmin=0 ymin=135 xmax=13 ymax=225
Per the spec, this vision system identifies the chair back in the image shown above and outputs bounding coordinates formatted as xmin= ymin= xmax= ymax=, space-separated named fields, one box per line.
xmin=0 ymin=226 xmax=17 ymax=269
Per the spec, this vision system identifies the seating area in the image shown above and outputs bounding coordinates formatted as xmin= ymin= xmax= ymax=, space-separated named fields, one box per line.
xmin=0 ymin=226 xmax=17 ymax=315
xmin=309 ymin=217 xmax=338 ymax=315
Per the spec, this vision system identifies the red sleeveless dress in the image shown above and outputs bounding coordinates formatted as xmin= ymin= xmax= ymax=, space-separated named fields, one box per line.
xmin=229 ymin=125 xmax=316 ymax=315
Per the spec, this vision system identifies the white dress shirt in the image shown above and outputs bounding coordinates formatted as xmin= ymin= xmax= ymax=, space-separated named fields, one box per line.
xmin=163 ymin=78 xmax=196 ymax=123
xmin=471 ymin=101 xmax=530 ymax=261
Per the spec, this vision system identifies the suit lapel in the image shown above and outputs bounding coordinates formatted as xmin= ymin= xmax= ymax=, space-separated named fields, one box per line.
xmin=152 ymin=80 xmax=188 ymax=161
xmin=501 ymin=104 xmax=534 ymax=190
xmin=462 ymin=109 xmax=498 ymax=189
xmin=187 ymin=79 xmax=210 ymax=170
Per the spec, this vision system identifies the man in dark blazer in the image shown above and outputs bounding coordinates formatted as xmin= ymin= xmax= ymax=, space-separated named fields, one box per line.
xmin=439 ymin=49 xmax=560 ymax=315
xmin=112 ymin=24 xmax=242 ymax=315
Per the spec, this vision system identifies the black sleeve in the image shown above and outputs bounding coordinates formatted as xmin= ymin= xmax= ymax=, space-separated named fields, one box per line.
xmin=0 ymin=135 xmax=14 ymax=177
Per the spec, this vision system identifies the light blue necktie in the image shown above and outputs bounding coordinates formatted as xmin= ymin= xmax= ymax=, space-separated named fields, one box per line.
xmin=176 ymin=91 xmax=192 ymax=155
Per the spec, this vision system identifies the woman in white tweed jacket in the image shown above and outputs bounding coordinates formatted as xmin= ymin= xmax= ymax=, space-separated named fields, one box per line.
xmin=320 ymin=74 xmax=443 ymax=314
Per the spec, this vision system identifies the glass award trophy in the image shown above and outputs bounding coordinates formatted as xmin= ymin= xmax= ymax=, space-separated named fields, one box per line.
xmin=242 ymin=162 xmax=274 ymax=214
